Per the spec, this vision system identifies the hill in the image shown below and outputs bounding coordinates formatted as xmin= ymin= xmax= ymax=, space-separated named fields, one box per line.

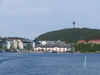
xmin=35 ymin=28 xmax=100 ymax=43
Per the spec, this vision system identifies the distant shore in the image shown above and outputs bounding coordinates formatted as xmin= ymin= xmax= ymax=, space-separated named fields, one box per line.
xmin=17 ymin=51 xmax=44 ymax=53
xmin=17 ymin=51 xmax=100 ymax=54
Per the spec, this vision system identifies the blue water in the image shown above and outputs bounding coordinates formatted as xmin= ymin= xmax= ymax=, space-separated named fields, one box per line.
xmin=0 ymin=53 xmax=100 ymax=75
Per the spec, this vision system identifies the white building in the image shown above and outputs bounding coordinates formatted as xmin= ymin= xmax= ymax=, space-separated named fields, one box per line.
xmin=6 ymin=39 xmax=23 ymax=49
xmin=39 ymin=40 xmax=62 ymax=45
xmin=34 ymin=44 xmax=71 ymax=52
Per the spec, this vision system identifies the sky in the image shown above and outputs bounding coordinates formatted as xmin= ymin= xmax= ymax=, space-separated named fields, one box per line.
xmin=0 ymin=0 xmax=100 ymax=40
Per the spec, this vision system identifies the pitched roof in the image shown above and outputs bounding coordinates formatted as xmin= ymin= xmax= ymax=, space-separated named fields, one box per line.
xmin=35 ymin=44 xmax=71 ymax=48
xmin=78 ymin=40 xmax=86 ymax=43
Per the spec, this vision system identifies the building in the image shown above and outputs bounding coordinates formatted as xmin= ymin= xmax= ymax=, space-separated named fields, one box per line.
xmin=0 ymin=39 xmax=7 ymax=49
xmin=7 ymin=39 xmax=23 ymax=49
xmin=78 ymin=40 xmax=87 ymax=43
xmin=0 ymin=37 xmax=34 ymax=50
xmin=39 ymin=40 xmax=62 ymax=45
xmin=34 ymin=44 xmax=71 ymax=52
xmin=88 ymin=39 xmax=100 ymax=44
xmin=22 ymin=40 xmax=33 ymax=50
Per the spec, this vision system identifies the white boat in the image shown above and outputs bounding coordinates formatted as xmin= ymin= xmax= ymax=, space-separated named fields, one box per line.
xmin=49 ymin=51 xmax=57 ymax=53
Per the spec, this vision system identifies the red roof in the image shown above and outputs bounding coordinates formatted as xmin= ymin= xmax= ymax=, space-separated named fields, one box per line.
xmin=89 ymin=39 xmax=100 ymax=41
xmin=78 ymin=40 xmax=86 ymax=43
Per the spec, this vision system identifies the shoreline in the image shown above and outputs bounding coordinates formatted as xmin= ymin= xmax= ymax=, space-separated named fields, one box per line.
xmin=17 ymin=51 xmax=100 ymax=54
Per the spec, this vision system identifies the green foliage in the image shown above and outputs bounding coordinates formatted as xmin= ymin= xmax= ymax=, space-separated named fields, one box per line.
xmin=17 ymin=46 xmax=19 ymax=49
xmin=10 ymin=46 xmax=13 ymax=49
xmin=0 ymin=46 xmax=2 ymax=49
xmin=24 ymin=45 xmax=27 ymax=50
xmin=3 ymin=47 xmax=6 ymax=50
xmin=35 ymin=28 xmax=100 ymax=43
xmin=75 ymin=43 xmax=100 ymax=52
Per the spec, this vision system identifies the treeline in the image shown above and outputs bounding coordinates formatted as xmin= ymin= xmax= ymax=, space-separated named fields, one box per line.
xmin=35 ymin=28 xmax=100 ymax=43
xmin=0 ymin=37 xmax=29 ymax=40
xmin=75 ymin=43 xmax=100 ymax=52
xmin=85 ymin=33 xmax=100 ymax=41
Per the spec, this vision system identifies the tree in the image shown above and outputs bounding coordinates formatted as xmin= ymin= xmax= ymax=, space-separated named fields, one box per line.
xmin=24 ymin=45 xmax=27 ymax=50
xmin=35 ymin=28 xmax=100 ymax=43
xmin=10 ymin=46 xmax=13 ymax=49
xmin=0 ymin=46 xmax=2 ymax=49
xmin=17 ymin=46 xmax=19 ymax=49
xmin=3 ymin=47 xmax=6 ymax=50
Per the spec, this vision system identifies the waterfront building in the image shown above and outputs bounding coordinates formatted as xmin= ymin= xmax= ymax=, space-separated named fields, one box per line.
xmin=0 ymin=39 xmax=7 ymax=49
xmin=0 ymin=38 xmax=34 ymax=50
xmin=32 ymin=41 xmax=35 ymax=48
xmin=22 ymin=40 xmax=33 ymax=50
xmin=34 ymin=44 xmax=71 ymax=52
xmin=39 ymin=40 xmax=62 ymax=45
xmin=7 ymin=39 xmax=23 ymax=49
xmin=88 ymin=39 xmax=100 ymax=44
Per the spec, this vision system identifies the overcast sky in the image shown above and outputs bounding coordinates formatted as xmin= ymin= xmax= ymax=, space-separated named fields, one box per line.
xmin=0 ymin=0 xmax=100 ymax=39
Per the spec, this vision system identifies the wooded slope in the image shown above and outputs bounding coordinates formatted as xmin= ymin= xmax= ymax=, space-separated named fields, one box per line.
xmin=35 ymin=28 xmax=100 ymax=43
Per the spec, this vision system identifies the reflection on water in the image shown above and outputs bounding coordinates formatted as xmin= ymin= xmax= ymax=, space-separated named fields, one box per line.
xmin=0 ymin=53 xmax=100 ymax=75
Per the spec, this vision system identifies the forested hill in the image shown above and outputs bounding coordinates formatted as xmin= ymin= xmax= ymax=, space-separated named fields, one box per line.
xmin=35 ymin=28 xmax=100 ymax=43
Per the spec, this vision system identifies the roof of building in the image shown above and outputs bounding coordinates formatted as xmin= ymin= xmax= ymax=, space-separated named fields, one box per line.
xmin=78 ymin=40 xmax=86 ymax=43
xmin=35 ymin=44 xmax=71 ymax=48
xmin=89 ymin=39 xmax=100 ymax=41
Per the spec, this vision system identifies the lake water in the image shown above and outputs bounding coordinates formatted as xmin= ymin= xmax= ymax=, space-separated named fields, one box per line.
xmin=0 ymin=52 xmax=100 ymax=75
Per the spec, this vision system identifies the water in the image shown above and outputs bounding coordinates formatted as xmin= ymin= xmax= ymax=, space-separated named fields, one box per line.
xmin=0 ymin=53 xmax=100 ymax=75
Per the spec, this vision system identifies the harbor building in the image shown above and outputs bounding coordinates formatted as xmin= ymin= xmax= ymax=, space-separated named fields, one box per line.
xmin=39 ymin=40 xmax=63 ymax=45
xmin=34 ymin=44 xmax=71 ymax=52
xmin=7 ymin=39 xmax=23 ymax=49
xmin=88 ymin=39 xmax=100 ymax=44
xmin=0 ymin=38 xmax=34 ymax=50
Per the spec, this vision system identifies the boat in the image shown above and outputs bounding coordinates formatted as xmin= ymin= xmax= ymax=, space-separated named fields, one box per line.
xmin=11 ymin=49 xmax=17 ymax=52
xmin=49 ymin=51 xmax=57 ymax=53
xmin=4 ymin=49 xmax=11 ymax=53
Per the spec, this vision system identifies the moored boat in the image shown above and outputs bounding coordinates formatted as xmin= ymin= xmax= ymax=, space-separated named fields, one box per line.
xmin=4 ymin=49 xmax=11 ymax=53
xmin=49 ymin=51 xmax=57 ymax=53
xmin=11 ymin=49 xmax=17 ymax=52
